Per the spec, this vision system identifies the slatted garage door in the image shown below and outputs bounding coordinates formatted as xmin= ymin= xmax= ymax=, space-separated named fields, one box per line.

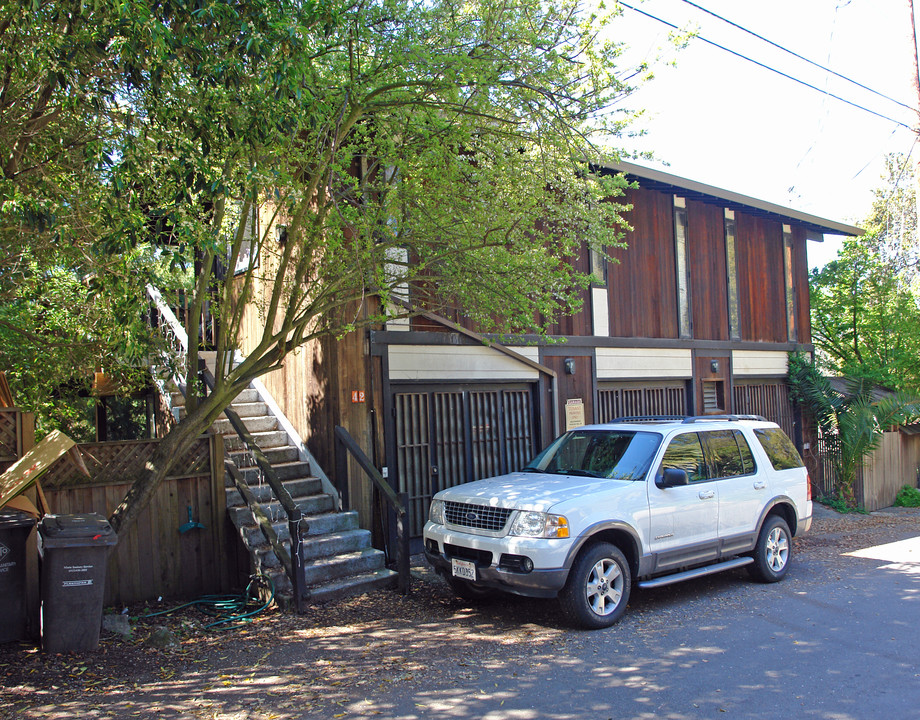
xmin=394 ymin=385 xmax=536 ymax=536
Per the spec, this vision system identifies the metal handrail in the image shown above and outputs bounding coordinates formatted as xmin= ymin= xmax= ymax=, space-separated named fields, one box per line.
xmin=334 ymin=425 xmax=410 ymax=594
xmin=146 ymin=283 xmax=307 ymax=611
xmin=199 ymin=367 xmax=308 ymax=610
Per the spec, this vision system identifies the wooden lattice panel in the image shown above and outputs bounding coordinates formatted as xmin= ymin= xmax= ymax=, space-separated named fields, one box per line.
xmin=42 ymin=438 xmax=210 ymax=489
xmin=0 ymin=409 xmax=19 ymax=463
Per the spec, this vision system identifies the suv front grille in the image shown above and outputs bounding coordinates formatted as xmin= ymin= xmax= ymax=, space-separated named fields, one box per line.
xmin=444 ymin=501 xmax=512 ymax=532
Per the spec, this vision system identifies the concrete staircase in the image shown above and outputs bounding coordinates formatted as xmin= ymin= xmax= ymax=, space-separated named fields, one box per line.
xmin=173 ymin=387 xmax=397 ymax=605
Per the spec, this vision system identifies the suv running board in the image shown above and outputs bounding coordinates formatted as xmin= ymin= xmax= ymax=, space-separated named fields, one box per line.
xmin=638 ymin=556 xmax=754 ymax=589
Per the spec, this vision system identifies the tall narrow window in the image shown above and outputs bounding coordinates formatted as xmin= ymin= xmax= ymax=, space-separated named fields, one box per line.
xmin=783 ymin=225 xmax=797 ymax=342
xmin=589 ymin=247 xmax=607 ymax=287
xmin=673 ymin=197 xmax=692 ymax=338
xmin=724 ymin=209 xmax=741 ymax=340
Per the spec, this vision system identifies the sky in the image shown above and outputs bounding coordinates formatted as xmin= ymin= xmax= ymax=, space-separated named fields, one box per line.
xmin=607 ymin=0 xmax=919 ymax=269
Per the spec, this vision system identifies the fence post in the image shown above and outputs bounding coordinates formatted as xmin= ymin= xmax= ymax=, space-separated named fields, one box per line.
xmin=397 ymin=491 xmax=410 ymax=595
xmin=334 ymin=432 xmax=351 ymax=510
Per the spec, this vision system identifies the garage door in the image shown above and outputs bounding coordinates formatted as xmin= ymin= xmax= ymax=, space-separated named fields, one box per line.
xmin=393 ymin=385 xmax=536 ymax=536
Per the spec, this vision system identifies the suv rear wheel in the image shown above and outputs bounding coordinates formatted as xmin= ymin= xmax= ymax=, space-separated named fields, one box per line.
xmin=560 ymin=542 xmax=631 ymax=629
xmin=749 ymin=514 xmax=791 ymax=582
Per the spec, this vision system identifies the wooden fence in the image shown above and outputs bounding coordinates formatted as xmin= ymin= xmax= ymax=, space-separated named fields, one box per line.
xmin=37 ymin=433 xmax=234 ymax=605
xmin=810 ymin=428 xmax=920 ymax=511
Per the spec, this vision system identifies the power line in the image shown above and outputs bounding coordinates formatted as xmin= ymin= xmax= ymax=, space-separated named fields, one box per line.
xmin=678 ymin=0 xmax=916 ymax=113
xmin=618 ymin=1 xmax=916 ymax=131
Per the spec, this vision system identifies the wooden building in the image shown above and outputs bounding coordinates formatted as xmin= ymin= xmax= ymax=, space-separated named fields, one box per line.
xmin=244 ymin=160 xmax=861 ymax=541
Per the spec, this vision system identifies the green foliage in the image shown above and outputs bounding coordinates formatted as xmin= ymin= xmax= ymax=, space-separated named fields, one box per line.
xmin=1 ymin=0 xmax=649 ymax=532
xmin=809 ymin=153 xmax=920 ymax=395
xmin=894 ymin=485 xmax=920 ymax=508
xmin=818 ymin=495 xmax=868 ymax=514
xmin=788 ymin=352 xmax=919 ymax=508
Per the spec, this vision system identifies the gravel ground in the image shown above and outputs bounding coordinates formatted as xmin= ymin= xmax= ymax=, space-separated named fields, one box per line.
xmin=1 ymin=504 xmax=918 ymax=720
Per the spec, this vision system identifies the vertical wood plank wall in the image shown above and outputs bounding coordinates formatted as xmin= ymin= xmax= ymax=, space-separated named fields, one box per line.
xmin=608 ymin=187 xmax=678 ymax=339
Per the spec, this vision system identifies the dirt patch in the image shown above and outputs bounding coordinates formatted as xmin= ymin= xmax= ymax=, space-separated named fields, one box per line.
xmin=2 ymin=505 xmax=918 ymax=719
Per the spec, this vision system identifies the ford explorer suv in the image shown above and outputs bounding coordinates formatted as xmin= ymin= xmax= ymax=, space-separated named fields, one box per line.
xmin=424 ymin=415 xmax=812 ymax=629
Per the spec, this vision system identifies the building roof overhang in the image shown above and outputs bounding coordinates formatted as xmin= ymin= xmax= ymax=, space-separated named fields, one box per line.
xmin=598 ymin=159 xmax=864 ymax=239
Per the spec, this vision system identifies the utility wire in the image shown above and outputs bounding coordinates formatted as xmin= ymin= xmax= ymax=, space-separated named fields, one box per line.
xmin=678 ymin=0 xmax=916 ymax=113
xmin=618 ymin=1 xmax=916 ymax=131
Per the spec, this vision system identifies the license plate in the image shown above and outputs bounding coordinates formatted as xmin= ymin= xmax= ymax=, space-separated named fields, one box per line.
xmin=451 ymin=558 xmax=477 ymax=581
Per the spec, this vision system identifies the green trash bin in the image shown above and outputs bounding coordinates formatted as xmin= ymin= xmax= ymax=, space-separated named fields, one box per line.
xmin=39 ymin=513 xmax=117 ymax=652
xmin=0 ymin=509 xmax=37 ymax=643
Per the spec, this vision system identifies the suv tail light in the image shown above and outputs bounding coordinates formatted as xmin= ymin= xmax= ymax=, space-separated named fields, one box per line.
xmin=806 ymin=473 xmax=812 ymax=501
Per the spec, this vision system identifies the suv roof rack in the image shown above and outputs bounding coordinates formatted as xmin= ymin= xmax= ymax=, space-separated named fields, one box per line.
xmin=609 ymin=414 xmax=768 ymax=424
xmin=681 ymin=414 xmax=767 ymax=423
xmin=610 ymin=416 xmax=686 ymax=423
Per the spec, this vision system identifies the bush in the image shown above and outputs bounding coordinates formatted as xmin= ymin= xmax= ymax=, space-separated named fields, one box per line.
xmin=894 ymin=485 xmax=920 ymax=507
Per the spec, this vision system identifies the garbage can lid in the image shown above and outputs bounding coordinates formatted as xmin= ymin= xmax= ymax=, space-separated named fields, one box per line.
xmin=0 ymin=508 xmax=37 ymax=530
xmin=39 ymin=513 xmax=115 ymax=540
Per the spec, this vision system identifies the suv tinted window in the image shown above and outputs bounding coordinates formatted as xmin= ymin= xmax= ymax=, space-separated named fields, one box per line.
xmin=754 ymin=428 xmax=804 ymax=470
xmin=704 ymin=430 xmax=756 ymax=478
xmin=660 ymin=432 xmax=708 ymax=482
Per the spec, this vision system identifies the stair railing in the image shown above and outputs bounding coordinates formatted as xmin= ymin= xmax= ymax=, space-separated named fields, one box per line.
xmin=334 ymin=425 xmax=410 ymax=594
xmin=146 ymin=284 xmax=308 ymax=611
xmin=199 ymin=366 xmax=309 ymax=612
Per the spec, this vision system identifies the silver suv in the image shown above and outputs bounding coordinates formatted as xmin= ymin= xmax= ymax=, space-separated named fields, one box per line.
xmin=423 ymin=416 xmax=812 ymax=629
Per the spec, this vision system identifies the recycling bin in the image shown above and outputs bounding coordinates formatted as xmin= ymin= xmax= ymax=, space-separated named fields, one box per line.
xmin=38 ymin=513 xmax=118 ymax=652
xmin=0 ymin=509 xmax=37 ymax=643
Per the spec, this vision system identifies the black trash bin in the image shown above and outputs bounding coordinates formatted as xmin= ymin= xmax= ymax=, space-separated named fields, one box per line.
xmin=39 ymin=513 xmax=118 ymax=653
xmin=0 ymin=509 xmax=37 ymax=643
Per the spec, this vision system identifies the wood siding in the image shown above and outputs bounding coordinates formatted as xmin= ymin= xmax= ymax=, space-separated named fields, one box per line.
xmin=735 ymin=213 xmax=788 ymax=342
xmin=687 ymin=200 xmax=729 ymax=341
xmin=608 ymin=187 xmax=679 ymax=338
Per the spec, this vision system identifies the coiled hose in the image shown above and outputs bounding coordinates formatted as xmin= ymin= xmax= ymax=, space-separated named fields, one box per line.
xmin=141 ymin=574 xmax=275 ymax=630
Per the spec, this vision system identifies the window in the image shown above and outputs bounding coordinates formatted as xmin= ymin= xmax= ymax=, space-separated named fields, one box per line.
xmin=589 ymin=247 xmax=607 ymax=287
xmin=526 ymin=430 xmax=661 ymax=481
xmin=724 ymin=209 xmax=741 ymax=340
xmin=783 ymin=225 xmax=797 ymax=342
xmin=754 ymin=428 xmax=804 ymax=470
xmin=702 ymin=381 xmax=725 ymax=414
xmin=659 ymin=432 xmax=707 ymax=483
xmin=703 ymin=430 xmax=756 ymax=478
xmin=673 ymin=198 xmax=692 ymax=338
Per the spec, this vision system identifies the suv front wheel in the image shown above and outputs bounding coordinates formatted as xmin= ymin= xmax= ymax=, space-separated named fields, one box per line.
xmin=560 ymin=542 xmax=631 ymax=629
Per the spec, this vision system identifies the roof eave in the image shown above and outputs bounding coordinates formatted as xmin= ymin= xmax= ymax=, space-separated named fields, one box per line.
xmin=597 ymin=159 xmax=864 ymax=238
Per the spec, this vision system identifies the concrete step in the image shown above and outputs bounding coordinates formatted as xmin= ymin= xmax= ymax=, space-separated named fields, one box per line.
xmin=240 ymin=510 xmax=360 ymax=546
xmin=300 ymin=528 xmax=373 ymax=561
xmin=228 ymin=493 xmax=335 ymax=528
xmin=306 ymin=568 xmax=398 ymax=604
xmin=171 ymin=388 xmax=260 ymax=408
xmin=251 ymin=528 xmax=373 ymax=570
xmin=225 ymin=477 xmax=323 ymax=507
xmin=228 ymin=444 xmax=300 ymax=466
xmin=213 ymin=414 xmax=278 ymax=436
xmin=228 ymin=461 xmax=314 ymax=486
xmin=224 ymin=429 xmax=289 ymax=450
xmin=302 ymin=548 xmax=388 ymax=587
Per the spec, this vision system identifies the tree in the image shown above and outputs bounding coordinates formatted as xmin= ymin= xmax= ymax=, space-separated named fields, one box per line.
xmin=809 ymin=235 xmax=920 ymax=393
xmin=1 ymin=0 xmax=643 ymax=534
xmin=787 ymin=352 xmax=917 ymax=508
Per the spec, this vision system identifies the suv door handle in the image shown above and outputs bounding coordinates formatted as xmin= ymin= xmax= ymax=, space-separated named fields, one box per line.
xmin=753 ymin=480 xmax=766 ymax=490
xmin=698 ymin=490 xmax=715 ymax=500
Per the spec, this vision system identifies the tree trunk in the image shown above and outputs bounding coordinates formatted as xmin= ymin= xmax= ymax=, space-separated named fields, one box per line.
xmin=108 ymin=382 xmax=240 ymax=535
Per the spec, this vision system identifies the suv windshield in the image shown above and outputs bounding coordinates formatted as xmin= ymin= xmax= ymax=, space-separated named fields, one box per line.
xmin=522 ymin=430 xmax=661 ymax=480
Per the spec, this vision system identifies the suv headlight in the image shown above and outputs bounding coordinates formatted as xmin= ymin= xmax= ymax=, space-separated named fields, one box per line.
xmin=510 ymin=511 xmax=570 ymax=538
xmin=429 ymin=498 xmax=446 ymax=525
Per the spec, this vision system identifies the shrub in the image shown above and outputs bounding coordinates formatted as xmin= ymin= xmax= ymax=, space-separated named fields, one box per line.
xmin=894 ymin=485 xmax=920 ymax=508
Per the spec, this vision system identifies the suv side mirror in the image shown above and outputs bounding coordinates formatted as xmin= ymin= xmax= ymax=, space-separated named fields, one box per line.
xmin=656 ymin=467 xmax=690 ymax=489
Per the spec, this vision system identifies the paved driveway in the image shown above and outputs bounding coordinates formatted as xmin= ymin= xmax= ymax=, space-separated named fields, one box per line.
xmin=3 ymin=508 xmax=920 ymax=720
